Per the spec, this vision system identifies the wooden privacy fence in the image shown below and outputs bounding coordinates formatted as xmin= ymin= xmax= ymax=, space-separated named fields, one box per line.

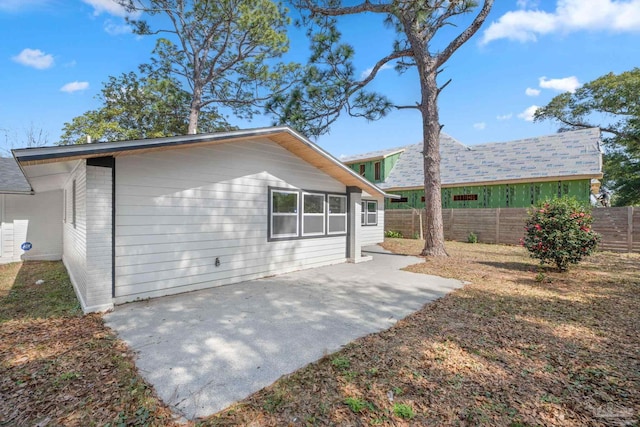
xmin=385 ymin=207 xmax=640 ymax=253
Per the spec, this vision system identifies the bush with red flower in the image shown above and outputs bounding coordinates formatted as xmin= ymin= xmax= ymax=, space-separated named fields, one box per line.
xmin=523 ymin=196 xmax=600 ymax=271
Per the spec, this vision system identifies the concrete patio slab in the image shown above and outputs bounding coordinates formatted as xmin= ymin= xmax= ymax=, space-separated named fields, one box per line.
xmin=104 ymin=246 xmax=463 ymax=420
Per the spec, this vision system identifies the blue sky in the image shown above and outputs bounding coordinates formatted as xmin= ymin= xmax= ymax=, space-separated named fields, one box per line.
xmin=1 ymin=0 xmax=639 ymax=158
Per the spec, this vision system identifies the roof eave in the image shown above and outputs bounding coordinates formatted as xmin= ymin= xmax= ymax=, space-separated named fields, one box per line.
xmin=13 ymin=126 xmax=389 ymax=199
xmin=274 ymin=128 xmax=390 ymax=199
xmin=0 ymin=189 xmax=34 ymax=195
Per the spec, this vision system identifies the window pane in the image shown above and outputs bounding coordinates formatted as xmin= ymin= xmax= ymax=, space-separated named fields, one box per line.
xmin=367 ymin=213 xmax=377 ymax=224
xmin=329 ymin=216 xmax=346 ymax=233
xmin=304 ymin=194 xmax=324 ymax=214
xmin=329 ymin=195 xmax=346 ymax=214
xmin=273 ymin=191 xmax=298 ymax=213
xmin=273 ymin=215 xmax=297 ymax=236
xmin=303 ymin=215 xmax=324 ymax=235
xmin=367 ymin=201 xmax=377 ymax=213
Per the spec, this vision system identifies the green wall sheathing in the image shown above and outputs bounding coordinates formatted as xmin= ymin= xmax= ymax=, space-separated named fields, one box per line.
xmin=385 ymin=179 xmax=592 ymax=209
xmin=383 ymin=153 xmax=402 ymax=181
xmin=347 ymin=152 xmax=402 ymax=184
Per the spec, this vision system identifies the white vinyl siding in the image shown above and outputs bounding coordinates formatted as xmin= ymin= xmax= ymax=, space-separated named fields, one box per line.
xmin=0 ymin=191 xmax=63 ymax=264
xmin=62 ymin=163 xmax=88 ymax=308
xmin=360 ymin=196 xmax=385 ymax=246
xmin=62 ymin=162 xmax=113 ymax=312
xmin=114 ymin=138 xmax=348 ymax=303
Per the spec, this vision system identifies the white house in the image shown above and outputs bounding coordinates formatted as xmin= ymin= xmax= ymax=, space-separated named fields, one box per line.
xmin=6 ymin=127 xmax=388 ymax=313
xmin=0 ymin=158 xmax=63 ymax=264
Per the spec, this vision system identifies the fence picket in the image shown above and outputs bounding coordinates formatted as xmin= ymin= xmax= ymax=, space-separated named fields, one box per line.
xmin=385 ymin=207 xmax=638 ymax=253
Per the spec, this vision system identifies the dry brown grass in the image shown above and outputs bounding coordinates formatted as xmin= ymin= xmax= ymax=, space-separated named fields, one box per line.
xmin=2 ymin=244 xmax=638 ymax=426
xmin=202 ymin=240 xmax=640 ymax=426
xmin=0 ymin=261 xmax=176 ymax=426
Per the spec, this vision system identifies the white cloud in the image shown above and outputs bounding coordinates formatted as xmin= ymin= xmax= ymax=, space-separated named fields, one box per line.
xmin=481 ymin=0 xmax=640 ymax=45
xmin=104 ymin=19 xmax=133 ymax=35
xmin=82 ymin=0 xmax=133 ymax=18
xmin=517 ymin=0 xmax=540 ymax=8
xmin=0 ymin=0 xmax=52 ymax=12
xmin=12 ymin=48 xmax=54 ymax=69
xmin=497 ymin=113 xmax=513 ymax=120
xmin=525 ymin=87 xmax=541 ymax=96
xmin=60 ymin=81 xmax=90 ymax=93
xmin=473 ymin=122 xmax=487 ymax=130
xmin=539 ymin=76 xmax=581 ymax=92
xmin=518 ymin=105 xmax=540 ymax=122
xmin=64 ymin=60 xmax=77 ymax=68
xmin=360 ymin=63 xmax=393 ymax=80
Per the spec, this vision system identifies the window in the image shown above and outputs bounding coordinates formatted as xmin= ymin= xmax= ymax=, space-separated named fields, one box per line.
xmin=302 ymin=193 xmax=325 ymax=236
xmin=268 ymin=188 xmax=347 ymax=241
xmin=453 ymin=194 xmax=478 ymax=201
xmin=361 ymin=200 xmax=377 ymax=226
xmin=72 ymin=179 xmax=77 ymax=228
xmin=374 ymin=162 xmax=381 ymax=181
xmin=390 ymin=197 xmax=408 ymax=203
xmin=359 ymin=164 xmax=366 ymax=176
xmin=328 ymin=195 xmax=347 ymax=234
xmin=270 ymin=189 xmax=298 ymax=238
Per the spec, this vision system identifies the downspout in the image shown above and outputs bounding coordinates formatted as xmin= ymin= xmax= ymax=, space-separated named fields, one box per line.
xmin=111 ymin=159 xmax=116 ymax=299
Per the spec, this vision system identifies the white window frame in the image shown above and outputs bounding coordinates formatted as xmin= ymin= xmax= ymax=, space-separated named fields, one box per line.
xmin=327 ymin=194 xmax=347 ymax=235
xmin=362 ymin=200 xmax=378 ymax=226
xmin=270 ymin=189 xmax=299 ymax=239
xmin=302 ymin=192 xmax=326 ymax=237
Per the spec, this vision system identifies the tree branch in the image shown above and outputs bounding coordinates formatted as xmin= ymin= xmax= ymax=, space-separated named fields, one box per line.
xmin=353 ymin=49 xmax=412 ymax=90
xmin=436 ymin=0 xmax=494 ymax=68
xmin=295 ymin=0 xmax=394 ymax=16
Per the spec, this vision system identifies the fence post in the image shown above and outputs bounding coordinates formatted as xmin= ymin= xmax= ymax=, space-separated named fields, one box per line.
xmin=629 ymin=206 xmax=634 ymax=254
xmin=495 ymin=208 xmax=500 ymax=244
xmin=450 ymin=209 xmax=454 ymax=239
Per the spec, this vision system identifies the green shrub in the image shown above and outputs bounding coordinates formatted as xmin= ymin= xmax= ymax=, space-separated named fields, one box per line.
xmin=522 ymin=197 xmax=600 ymax=271
xmin=344 ymin=397 xmax=370 ymax=413
xmin=385 ymin=230 xmax=403 ymax=238
xmin=467 ymin=232 xmax=478 ymax=244
xmin=331 ymin=356 xmax=350 ymax=370
xmin=393 ymin=403 xmax=415 ymax=419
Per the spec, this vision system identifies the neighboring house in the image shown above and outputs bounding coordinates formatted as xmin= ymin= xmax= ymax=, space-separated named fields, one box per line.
xmin=8 ymin=126 xmax=389 ymax=313
xmin=0 ymin=158 xmax=63 ymax=264
xmin=342 ymin=128 xmax=603 ymax=209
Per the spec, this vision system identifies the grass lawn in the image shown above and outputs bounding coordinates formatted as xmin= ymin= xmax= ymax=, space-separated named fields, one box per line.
xmin=202 ymin=240 xmax=639 ymax=426
xmin=1 ymin=243 xmax=638 ymax=426
xmin=0 ymin=261 xmax=175 ymax=426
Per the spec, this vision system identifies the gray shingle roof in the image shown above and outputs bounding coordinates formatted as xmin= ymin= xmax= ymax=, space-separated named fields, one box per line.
xmin=341 ymin=146 xmax=406 ymax=163
xmin=341 ymin=133 xmax=466 ymax=163
xmin=350 ymin=128 xmax=602 ymax=189
xmin=0 ymin=157 xmax=32 ymax=193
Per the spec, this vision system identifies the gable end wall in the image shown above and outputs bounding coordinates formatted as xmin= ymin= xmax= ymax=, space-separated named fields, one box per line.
xmin=114 ymin=139 xmax=350 ymax=303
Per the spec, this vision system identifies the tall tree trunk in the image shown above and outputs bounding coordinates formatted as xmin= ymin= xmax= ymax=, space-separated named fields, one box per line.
xmin=188 ymin=87 xmax=202 ymax=135
xmin=420 ymin=66 xmax=448 ymax=256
